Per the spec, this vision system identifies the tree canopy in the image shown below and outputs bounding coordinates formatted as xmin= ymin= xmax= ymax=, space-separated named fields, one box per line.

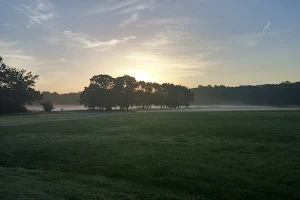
xmin=80 ymin=74 xmax=195 ymax=110
xmin=0 ymin=56 xmax=41 ymax=114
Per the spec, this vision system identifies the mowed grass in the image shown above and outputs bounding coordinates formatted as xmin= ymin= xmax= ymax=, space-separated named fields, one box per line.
xmin=0 ymin=111 xmax=300 ymax=200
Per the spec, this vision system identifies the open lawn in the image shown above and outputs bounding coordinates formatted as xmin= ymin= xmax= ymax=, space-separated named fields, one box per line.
xmin=1 ymin=111 xmax=300 ymax=199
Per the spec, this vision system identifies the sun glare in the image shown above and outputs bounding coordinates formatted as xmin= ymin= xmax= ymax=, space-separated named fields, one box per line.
xmin=127 ymin=69 xmax=153 ymax=82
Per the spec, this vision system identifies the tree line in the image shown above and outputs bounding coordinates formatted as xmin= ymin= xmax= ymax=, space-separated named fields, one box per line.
xmin=41 ymin=91 xmax=81 ymax=105
xmin=80 ymin=74 xmax=195 ymax=110
xmin=192 ymin=82 xmax=300 ymax=106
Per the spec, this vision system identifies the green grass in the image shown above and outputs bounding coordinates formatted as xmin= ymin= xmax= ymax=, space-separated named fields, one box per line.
xmin=1 ymin=111 xmax=300 ymax=199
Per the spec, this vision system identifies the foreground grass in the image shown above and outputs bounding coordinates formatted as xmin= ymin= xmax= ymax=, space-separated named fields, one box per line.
xmin=1 ymin=111 xmax=300 ymax=199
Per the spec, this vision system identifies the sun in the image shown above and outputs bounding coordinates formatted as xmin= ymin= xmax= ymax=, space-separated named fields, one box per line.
xmin=127 ymin=69 xmax=153 ymax=82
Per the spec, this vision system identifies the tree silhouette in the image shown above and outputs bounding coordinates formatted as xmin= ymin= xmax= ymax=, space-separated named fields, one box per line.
xmin=41 ymin=101 xmax=54 ymax=112
xmin=80 ymin=74 xmax=195 ymax=110
xmin=0 ymin=56 xmax=41 ymax=114
xmin=192 ymin=82 xmax=300 ymax=106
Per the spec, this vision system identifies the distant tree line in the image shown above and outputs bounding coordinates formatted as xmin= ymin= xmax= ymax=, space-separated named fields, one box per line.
xmin=39 ymin=81 xmax=300 ymax=107
xmin=41 ymin=91 xmax=81 ymax=105
xmin=192 ymin=82 xmax=300 ymax=106
xmin=0 ymin=57 xmax=41 ymax=114
xmin=80 ymin=74 xmax=195 ymax=110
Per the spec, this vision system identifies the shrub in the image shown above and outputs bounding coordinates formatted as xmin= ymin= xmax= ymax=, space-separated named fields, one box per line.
xmin=41 ymin=101 xmax=54 ymax=112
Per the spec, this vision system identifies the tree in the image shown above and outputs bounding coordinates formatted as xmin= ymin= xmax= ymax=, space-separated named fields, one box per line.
xmin=80 ymin=73 xmax=196 ymax=111
xmin=134 ymin=81 xmax=147 ymax=109
xmin=114 ymin=75 xmax=137 ymax=110
xmin=80 ymin=74 xmax=115 ymax=110
xmin=41 ymin=101 xmax=54 ymax=112
xmin=0 ymin=56 xmax=41 ymax=114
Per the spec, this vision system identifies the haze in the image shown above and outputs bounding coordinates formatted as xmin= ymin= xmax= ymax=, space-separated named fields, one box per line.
xmin=0 ymin=0 xmax=299 ymax=93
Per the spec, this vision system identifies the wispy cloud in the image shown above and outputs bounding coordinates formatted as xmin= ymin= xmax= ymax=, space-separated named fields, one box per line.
xmin=0 ymin=40 xmax=19 ymax=48
xmin=141 ymin=32 xmax=173 ymax=48
xmin=3 ymin=23 xmax=11 ymax=26
xmin=119 ymin=13 xmax=139 ymax=27
xmin=239 ymin=22 xmax=271 ymax=47
xmin=0 ymin=39 xmax=37 ymax=69
xmin=88 ymin=0 xmax=139 ymax=15
xmin=42 ymin=33 xmax=62 ymax=44
xmin=125 ymin=50 xmax=221 ymax=78
xmin=117 ymin=0 xmax=157 ymax=27
xmin=239 ymin=22 xmax=295 ymax=48
xmin=15 ymin=0 xmax=58 ymax=28
xmin=0 ymin=39 xmax=74 ymax=72
xmin=137 ymin=18 xmax=191 ymax=28
xmin=117 ymin=1 xmax=156 ymax=14
xmin=268 ymin=28 xmax=296 ymax=36
xmin=262 ymin=22 xmax=271 ymax=35
xmin=1 ymin=54 xmax=36 ymax=61
xmin=37 ymin=58 xmax=70 ymax=66
xmin=35 ymin=0 xmax=53 ymax=10
xmin=88 ymin=0 xmax=158 ymax=27
xmin=63 ymin=30 xmax=136 ymax=51
xmin=142 ymin=29 xmax=193 ymax=48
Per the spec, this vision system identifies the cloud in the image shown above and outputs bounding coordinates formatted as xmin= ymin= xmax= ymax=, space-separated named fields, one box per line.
xmin=141 ymin=33 xmax=172 ymax=47
xmin=35 ymin=0 xmax=53 ymax=10
xmin=119 ymin=13 xmax=139 ymax=27
xmin=117 ymin=1 xmax=156 ymax=14
xmin=239 ymin=22 xmax=271 ymax=47
xmin=142 ymin=29 xmax=193 ymax=48
xmin=133 ymin=13 xmax=222 ymax=78
xmin=1 ymin=54 xmax=36 ymax=61
xmin=268 ymin=28 xmax=296 ymax=36
xmin=0 ymin=40 xmax=36 ymax=61
xmin=15 ymin=0 xmax=58 ymax=27
xmin=239 ymin=22 xmax=295 ymax=48
xmin=88 ymin=0 xmax=158 ymax=27
xmin=88 ymin=0 xmax=139 ymax=15
xmin=262 ymin=22 xmax=271 ymax=35
xmin=125 ymin=51 xmax=221 ymax=78
xmin=122 ymin=36 xmax=137 ymax=42
xmin=137 ymin=18 xmax=191 ymax=28
xmin=0 ymin=39 xmax=74 ymax=73
xmin=62 ymin=30 xmax=136 ymax=50
xmin=42 ymin=34 xmax=62 ymax=44
xmin=0 ymin=40 xmax=20 ymax=48
xmin=37 ymin=58 xmax=70 ymax=66
xmin=3 ymin=23 xmax=11 ymax=26
xmin=117 ymin=0 xmax=157 ymax=27
xmin=0 ymin=39 xmax=38 ymax=69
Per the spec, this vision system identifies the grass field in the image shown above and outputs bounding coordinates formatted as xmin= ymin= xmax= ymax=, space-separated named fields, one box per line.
xmin=1 ymin=111 xmax=300 ymax=199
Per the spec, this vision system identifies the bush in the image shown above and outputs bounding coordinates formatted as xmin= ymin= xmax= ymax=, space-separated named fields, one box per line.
xmin=41 ymin=101 xmax=54 ymax=112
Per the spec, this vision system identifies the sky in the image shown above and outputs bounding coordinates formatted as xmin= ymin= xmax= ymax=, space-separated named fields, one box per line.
xmin=0 ymin=0 xmax=300 ymax=93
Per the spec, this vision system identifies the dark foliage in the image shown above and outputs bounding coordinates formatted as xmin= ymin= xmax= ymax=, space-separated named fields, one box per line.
xmin=0 ymin=56 xmax=41 ymax=114
xmin=40 ymin=101 xmax=54 ymax=112
xmin=80 ymin=74 xmax=195 ymax=110
xmin=41 ymin=91 xmax=81 ymax=105
xmin=192 ymin=82 xmax=300 ymax=106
